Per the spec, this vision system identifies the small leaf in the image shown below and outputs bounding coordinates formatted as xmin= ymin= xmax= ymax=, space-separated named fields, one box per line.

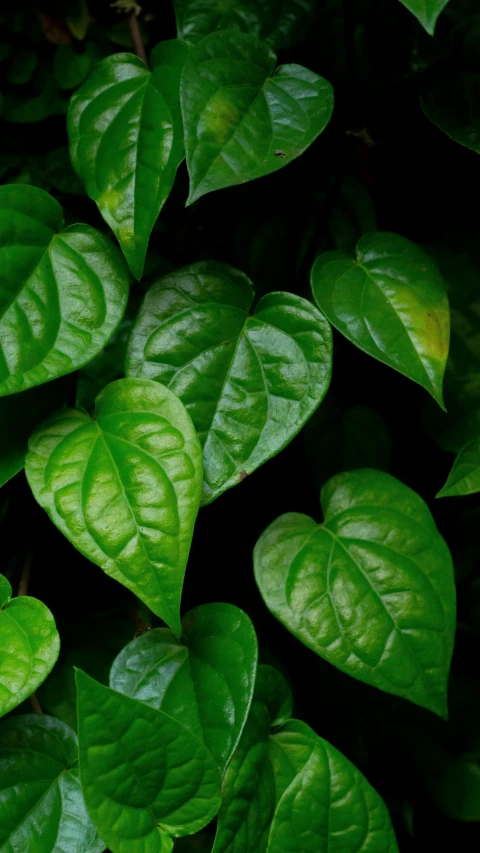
xmin=76 ymin=670 xmax=222 ymax=853
xmin=0 ymin=714 xmax=104 ymax=853
xmin=110 ymin=602 xmax=257 ymax=773
xmin=68 ymin=42 xmax=188 ymax=279
xmin=311 ymin=232 xmax=450 ymax=408
xmin=181 ymin=30 xmax=333 ymax=205
xmin=54 ymin=42 xmax=101 ymax=91
xmin=254 ymin=468 xmax=456 ymax=718
xmin=437 ymin=437 xmax=480 ymax=497
xmin=0 ymin=573 xmax=60 ymax=718
xmin=421 ymin=72 xmax=480 ymax=153
xmin=173 ymin=0 xmax=315 ymax=50
xmin=397 ymin=1 xmax=450 ymax=35
xmin=126 ymin=261 xmax=332 ymax=503
xmin=0 ymin=184 xmax=130 ymax=397
xmin=25 ymin=378 xmax=203 ymax=636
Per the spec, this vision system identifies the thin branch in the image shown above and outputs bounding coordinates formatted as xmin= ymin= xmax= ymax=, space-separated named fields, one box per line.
xmin=30 ymin=693 xmax=43 ymax=715
xmin=17 ymin=551 xmax=32 ymax=597
xmin=128 ymin=9 xmax=148 ymax=66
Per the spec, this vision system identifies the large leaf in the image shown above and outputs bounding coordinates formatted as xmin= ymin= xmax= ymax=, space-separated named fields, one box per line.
xmin=421 ymin=72 xmax=480 ymax=153
xmin=181 ymin=31 xmax=333 ymax=205
xmin=76 ymin=670 xmax=222 ymax=853
xmin=398 ymin=1 xmax=450 ymax=35
xmin=437 ymin=437 xmax=480 ymax=497
xmin=0 ymin=378 xmax=68 ymax=488
xmin=126 ymin=261 xmax=332 ymax=503
xmin=25 ymin=378 xmax=203 ymax=636
xmin=68 ymin=41 xmax=188 ymax=279
xmin=311 ymin=232 xmax=450 ymax=408
xmin=0 ymin=573 xmax=60 ymax=718
xmin=0 ymin=714 xmax=103 ymax=853
xmin=110 ymin=602 xmax=257 ymax=773
xmin=213 ymin=665 xmax=398 ymax=853
xmin=0 ymin=184 xmax=130 ymax=397
xmin=254 ymin=468 xmax=456 ymax=718
xmin=173 ymin=0 xmax=315 ymax=50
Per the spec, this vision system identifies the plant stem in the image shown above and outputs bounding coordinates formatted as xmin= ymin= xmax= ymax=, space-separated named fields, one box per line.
xmin=128 ymin=9 xmax=148 ymax=66
xmin=30 ymin=693 xmax=43 ymax=715
xmin=17 ymin=551 xmax=32 ymax=597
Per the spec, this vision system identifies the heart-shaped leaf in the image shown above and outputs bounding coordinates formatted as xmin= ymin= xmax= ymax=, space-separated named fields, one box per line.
xmin=213 ymin=665 xmax=399 ymax=853
xmin=173 ymin=0 xmax=315 ymax=51
xmin=0 ymin=714 xmax=104 ymax=853
xmin=110 ymin=602 xmax=258 ymax=774
xmin=311 ymin=232 xmax=450 ymax=408
xmin=421 ymin=72 xmax=480 ymax=153
xmin=25 ymin=378 xmax=203 ymax=636
xmin=181 ymin=30 xmax=333 ymax=204
xmin=0 ymin=573 xmax=60 ymax=718
xmin=126 ymin=261 xmax=332 ymax=503
xmin=397 ymin=0 xmax=450 ymax=35
xmin=76 ymin=670 xmax=222 ymax=853
xmin=68 ymin=42 xmax=188 ymax=279
xmin=254 ymin=468 xmax=456 ymax=718
xmin=0 ymin=184 xmax=130 ymax=397
xmin=437 ymin=437 xmax=480 ymax=497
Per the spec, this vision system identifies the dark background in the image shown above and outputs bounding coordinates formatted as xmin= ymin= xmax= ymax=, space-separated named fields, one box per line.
xmin=1 ymin=1 xmax=480 ymax=850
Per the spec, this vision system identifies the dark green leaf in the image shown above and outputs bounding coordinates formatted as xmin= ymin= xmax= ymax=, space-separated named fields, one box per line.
xmin=25 ymin=378 xmax=203 ymax=635
xmin=181 ymin=31 xmax=333 ymax=205
xmin=3 ymin=75 xmax=67 ymax=123
xmin=110 ymin=602 xmax=257 ymax=773
xmin=437 ymin=437 xmax=480 ymax=497
xmin=254 ymin=468 xmax=456 ymax=717
xmin=68 ymin=42 xmax=188 ymax=279
xmin=426 ymin=750 xmax=480 ymax=821
xmin=126 ymin=261 xmax=332 ymax=504
xmin=0 ymin=572 xmax=60 ymax=717
xmin=54 ymin=42 xmax=101 ymax=91
xmin=173 ymin=0 xmax=315 ymax=50
xmin=7 ymin=47 xmax=37 ymax=84
xmin=421 ymin=72 xmax=480 ymax=153
xmin=0 ymin=714 xmax=104 ymax=853
xmin=397 ymin=1 xmax=450 ymax=35
xmin=311 ymin=232 xmax=450 ymax=408
xmin=76 ymin=670 xmax=222 ymax=853
xmin=0 ymin=184 xmax=130 ymax=396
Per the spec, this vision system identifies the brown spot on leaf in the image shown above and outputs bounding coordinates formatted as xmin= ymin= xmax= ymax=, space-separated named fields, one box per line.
xmin=239 ymin=470 xmax=248 ymax=481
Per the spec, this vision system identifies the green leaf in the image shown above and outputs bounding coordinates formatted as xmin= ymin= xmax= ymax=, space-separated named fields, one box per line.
xmin=76 ymin=669 xmax=222 ymax=853
xmin=397 ymin=1 xmax=450 ymax=35
xmin=173 ymin=0 xmax=315 ymax=50
xmin=0 ymin=714 xmax=104 ymax=853
xmin=181 ymin=31 xmax=333 ymax=205
xmin=54 ymin=42 xmax=101 ymax=91
xmin=110 ymin=602 xmax=257 ymax=773
xmin=437 ymin=437 xmax=480 ymax=497
xmin=254 ymin=468 xmax=456 ymax=718
xmin=25 ymin=378 xmax=203 ymax=636
xmin=7 ymin=47 xmax=37 ymax=84
xmin=68 ymin=41 xmax=188 ymax=279
xmin=126 ymin=261 xmax=332 ymax=504
xmin=311 ymin=232 xmax=450 ymax=408
xmin=0 ymin=378 xmax=68 ymax=488
xmin=0 ymin=184 xmax=130 ymax=397
xmin=213 ymin=665 xmax=398 ymax=853
xmin=426 ymin=750 xmax=480 ymax=822
xmin=421 ymin=72 xmax=480 ymax=153
xmin=0 ymin=573 xmax=60 ymax=718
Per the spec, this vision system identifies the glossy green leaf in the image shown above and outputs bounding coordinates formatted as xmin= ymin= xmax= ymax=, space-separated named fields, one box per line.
xmin=213 ymin=665 xmax=398 ymax=853
xmin=0 ymin=378 xmax=68 ymax=488
xmin=25 ymin=378 xmax=203 ymax=636
xmin=76 ymin=670 xmax=222 ymax=853
xmin=68 ymin=41 xmax=188 ymax=279
xmin=126 ymin=261 xmax=332 ymax=504
xmin=0 ymin=714 xmax=104 ymax=853
xmin=0 ymin=184 xmax=130 ymax=397
xmin=0 ymin=573 xmax=60 ymax=718
xmin=397 ymin=1 xmax=450 ymax=35
xmin=421 ymin=70 xmax=480 ymax=154
xmin=181 ymin=31 xmax=333 ymax=205
xmin=110 ymin=602 xmax=257 ymax=773
xmin=437 ymin=437 xmax=480 ymax=497
xmin=311 ymin=232 xmax=450 ymax=408
xmin=254 ymin=468 xmax=456 ymax=718
xmin=173 ymin=0 xmax=315 ymax=50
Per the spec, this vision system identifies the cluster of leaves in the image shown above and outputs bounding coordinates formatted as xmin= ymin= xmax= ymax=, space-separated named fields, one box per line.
xmin=1 ymin=0 xmax=480 ymax=851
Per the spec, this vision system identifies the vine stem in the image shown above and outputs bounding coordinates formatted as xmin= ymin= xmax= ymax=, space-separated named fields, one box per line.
xmin=18 ymin=551 xmax=43 ymax=714
xmin=128 ymin=9 xmax=148 ymax=67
